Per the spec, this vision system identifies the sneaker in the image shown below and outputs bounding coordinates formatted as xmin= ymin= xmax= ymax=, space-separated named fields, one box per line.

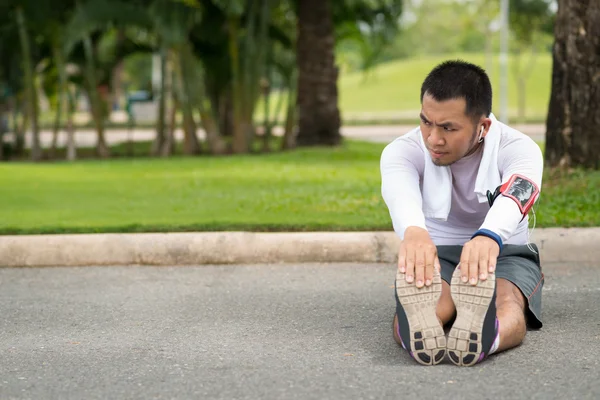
xmin=447 ymin=265 xmax=498 ymax=366
xmin=394 ymin=269 xmax=446 ymax=365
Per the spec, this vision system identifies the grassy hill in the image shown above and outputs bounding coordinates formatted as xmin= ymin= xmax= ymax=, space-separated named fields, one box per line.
xmin=261 ymin=52 xmax=552 ymax=123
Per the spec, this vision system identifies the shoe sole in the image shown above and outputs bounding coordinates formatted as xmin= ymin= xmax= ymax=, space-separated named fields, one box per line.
xmin=447 ymin=266 xmax=496 ymax=366
xmin=395 ymin=269 xmax=446 ymax=365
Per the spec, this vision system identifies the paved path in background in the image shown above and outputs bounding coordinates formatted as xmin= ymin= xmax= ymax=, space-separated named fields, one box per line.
xmin=1 ymin=261 xmax=598 ymax=399
xmin=18 ymin=124 xmax=546 ymax=149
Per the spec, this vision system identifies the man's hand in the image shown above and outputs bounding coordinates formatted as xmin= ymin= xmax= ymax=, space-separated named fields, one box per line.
xmin=459 ymin=236 xmax=500 ymax=285
xmin=398 ymin=226 xmax=440 ymax=288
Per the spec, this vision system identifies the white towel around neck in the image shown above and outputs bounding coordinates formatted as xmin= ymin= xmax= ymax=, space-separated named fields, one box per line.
xmin=419 ymin=113 xmax=502 ymax=220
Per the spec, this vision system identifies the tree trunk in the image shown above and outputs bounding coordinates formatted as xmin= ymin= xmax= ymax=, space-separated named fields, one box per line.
xmin=111 ymin=28 xmax=127 ymax=112
xmin=152 ymin=48 xmax=168 ymax=156
xmin=13 ymin=101 xmax=25 ymax=156
xmin=50 ymin=97 xmax=62 ymax=158
xmin=161 ymin=86 xmax=177 ymax=157
xmin=296 ymin=0 xmax=341 ymax=146
xmin=0 ymin=105 xmax=5 ymax=161
xmin=199 ymin=104 xmax=227 ymax=155
xmin=218 ymin=90 xmax=234 ymax=138
xmin=261 ymin=74 xmax=272 ymax=152
xmin=16 ymin=7 xmax=42 ymax=161
xmin=66 ymin=92 xmax=77 ymax=162
xmin=174 ymin=48 xmax=201 ymax=155
xmin=50 ymin=42 xmax=67 ymax=160
xmin=281 ymin=68 xmax=298 ymax=150
xmin=228 ymin=18 xmax=248 ymax=154
xmin=83 ymin=34 xmax=110 ymax=158
xmin=545 ymin=0 xmax=600 ymax=169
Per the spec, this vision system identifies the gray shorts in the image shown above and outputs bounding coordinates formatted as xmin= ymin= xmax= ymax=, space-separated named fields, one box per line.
xmin=437 ymin=244 xmax=544 ymax=329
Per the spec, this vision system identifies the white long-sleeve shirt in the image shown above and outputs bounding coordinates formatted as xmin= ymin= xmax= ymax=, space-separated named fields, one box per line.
xmin=380 ymin=126 xmax=543 ymax=246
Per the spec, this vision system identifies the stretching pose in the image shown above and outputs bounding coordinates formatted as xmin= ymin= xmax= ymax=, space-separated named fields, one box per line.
xmin=380 ymin=60 xmax=544 ymax=366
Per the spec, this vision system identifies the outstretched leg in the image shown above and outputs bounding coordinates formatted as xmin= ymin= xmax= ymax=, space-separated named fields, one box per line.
xmin=393 ymin=279 xmax=456 ymax=339
xmin=393 ymin=275 xmax=456 ymax=365
xmin=393 ymin=269 xmax=447 ymax=365
xmin=495 ymin=278 xmax=527 ymax=352
xmin=446 ymin=269 xmax=529 ymax=366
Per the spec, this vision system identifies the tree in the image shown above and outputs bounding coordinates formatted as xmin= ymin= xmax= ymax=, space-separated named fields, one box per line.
xmin=509 ymin=0 xmax=553 ymax=122
xmin=0 ymin=0 xmax=406 ymax=161
xmin=15 ymin=5 xmax=42 ymax=161
xmin=545 ymin=0 xmax=600 ymax=169
xmin=0 ymin=5 xmax=25 ymax=159
xmin=295 ymin=0 xmax=341 ymax=147
xmin=295 ymin=0 xmax=403 ymax=147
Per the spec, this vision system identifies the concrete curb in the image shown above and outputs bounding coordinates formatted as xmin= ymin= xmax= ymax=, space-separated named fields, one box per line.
xmin=0 ymin=228 xmax=598 ymax=267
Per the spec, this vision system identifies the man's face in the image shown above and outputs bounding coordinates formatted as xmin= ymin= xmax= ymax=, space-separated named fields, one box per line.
xmin=420 ymin=93 xmax=486 ymax=166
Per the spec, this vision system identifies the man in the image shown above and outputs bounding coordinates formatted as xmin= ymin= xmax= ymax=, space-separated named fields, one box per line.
xmin=380 ymin=60 xmax=544 ymax=366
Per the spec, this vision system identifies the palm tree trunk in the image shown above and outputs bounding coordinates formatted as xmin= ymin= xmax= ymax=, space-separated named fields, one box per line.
xmin=13 ymin=100 xmax=25 ymax=156
xmin=296 ymin=0 xmax=341 ymax=146
xmin=173 ymin=47 xmax=201 ymax=155
xmin=228 ymin=18 xmax=247 ymax=154
xmin=50 ymin=41 xmax=67 ymax=159
xmin=281 ymin=68 xmax=298 ymax=150
xmin=545 ymin=0 xmax=600 ymax=169
xmin=161 ymin=81 xmax=178 ymax=157
xmin=261 ymin=74 xmax=272 ymax=152
xmin=66 ymin=88 xmax=77 ymax=161
xmin=50 ymin=100 xmax=62 ymax=158
xmin=199 ymin=102 xmax=227 ymax=155
xmin=0 ymin=105 xmax=6 ymax=161
xmin=16 ymin=7 xmax=42 ymax=161
xmin=83 ymin=34 xmax=110 ymax=158
xmin=111 ymin=28 xmax=126 ymax=113
xmin=152 ymin=48 xmax=168 ymax=156
xmin=218 ymin=90 xmax=233 ymax=138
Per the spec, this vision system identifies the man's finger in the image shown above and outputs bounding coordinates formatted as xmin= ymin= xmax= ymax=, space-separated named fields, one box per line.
xmin=398 ymin=242 xmax=407 ymax=273
xmin=434 ymin=257 xmax=441 ymax=274
xmin=424 ymin=246 xmax=435 ymax=286
xmin=405 ymin=248 xmax=415 ymax=284
xmin=489 ymin=246 xmax=499 ymax=273
xmin=415 ymin=247 xmax=425 ymax=288
xmin=479 ymin=250 xmax=488 ymax=281
xmin=488 ymin=247 xmax=499 ymax=274
xmin=469 ymin=247 xmax=479 ymax=285
xmin=460 ymin=246 xmax=471 ymax=283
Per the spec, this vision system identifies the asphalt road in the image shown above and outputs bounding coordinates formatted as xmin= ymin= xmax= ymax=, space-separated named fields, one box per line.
xmin=1 ymin=261 xmax=598 ymax=400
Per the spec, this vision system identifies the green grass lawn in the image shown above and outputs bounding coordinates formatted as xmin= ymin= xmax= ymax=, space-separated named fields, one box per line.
xmin=1 ymin=140 xmax=597 ymax=235
xmin=258 ymin=52 xmax=552 ymax=123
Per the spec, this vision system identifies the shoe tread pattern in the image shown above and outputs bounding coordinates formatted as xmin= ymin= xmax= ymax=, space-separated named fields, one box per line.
xmin=395 ymin=270 xmax=446 ymax=365
xmin=447 ymin=267 xmax=496 ymax=367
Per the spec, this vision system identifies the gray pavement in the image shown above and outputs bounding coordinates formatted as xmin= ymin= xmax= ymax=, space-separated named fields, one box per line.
xmin=1 ymin=261 xmax=599 ymax=400
xmin=12 ymin=123 xmax=546 ymax=149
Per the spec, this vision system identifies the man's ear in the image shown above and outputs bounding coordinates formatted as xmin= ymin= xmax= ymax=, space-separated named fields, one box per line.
xmin=480 ymin=118 xmax=492 ymax=139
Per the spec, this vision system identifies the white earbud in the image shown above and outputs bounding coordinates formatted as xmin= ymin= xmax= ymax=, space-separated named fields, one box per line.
xmin=478 ymin=126 xmax=485 ymax=143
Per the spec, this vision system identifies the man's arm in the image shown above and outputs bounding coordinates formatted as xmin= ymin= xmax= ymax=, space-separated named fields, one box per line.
xmin=460 ymin=135 xmax=543 ymax=286
xmin=381 ymin=137 xmax=440 ymax=288
xmin=380 ymin=138 xmax=427 ymax=239
xmin=478 ymin=136 xmax=543 ymax=245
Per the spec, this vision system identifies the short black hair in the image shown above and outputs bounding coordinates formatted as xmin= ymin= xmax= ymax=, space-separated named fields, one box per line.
xmin=420 ymin=60 xmax=492 ymax=121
